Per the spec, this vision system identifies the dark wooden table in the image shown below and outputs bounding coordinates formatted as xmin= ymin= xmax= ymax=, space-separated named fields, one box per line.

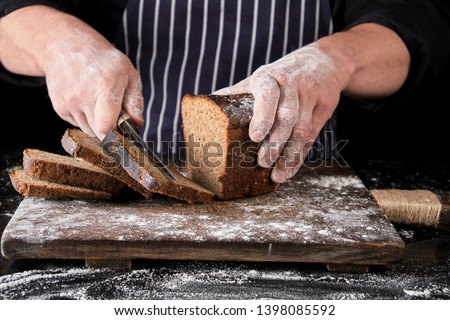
xmin=1 ymin=148 xmax=449 ymax=300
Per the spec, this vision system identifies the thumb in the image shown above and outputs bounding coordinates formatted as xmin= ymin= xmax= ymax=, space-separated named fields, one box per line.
xmin=213 ymin=77 xmax=251 ymax=95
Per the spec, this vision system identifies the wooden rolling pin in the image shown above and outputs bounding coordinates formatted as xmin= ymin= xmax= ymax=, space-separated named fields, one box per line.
xmin=370 ymin=189 xmax=450 ymax=231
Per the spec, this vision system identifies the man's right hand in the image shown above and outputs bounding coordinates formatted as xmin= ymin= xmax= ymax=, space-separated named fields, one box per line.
xmin=0 ymin=5 xmax=144 ymax=140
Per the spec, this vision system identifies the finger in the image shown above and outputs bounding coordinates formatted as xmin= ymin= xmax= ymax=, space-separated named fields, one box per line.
xmin=248 ymin=74 xmax=280 ymax=143
xmin=50 ymin=96 xmax=79 ymax=128
xmin=72 ymin=111 xmax=96 ymax=137
xmin=311 ymin=103 xmax=335 ymax=134
xmin=257 ymin=87 xmax=299 ymax=168
xmin=213 ymin=77 xmax=251 ymax=95
xmin=55 ymin=108 xmax=77 ymax=128
xmin=271 ymin=138 xmax=312 ymax=183
xmin=93 ymin=88 xmax=123 ymax=140
xmin=270 ymin=105 xmax=318 ymax=183
xmin=122 ymin=73 xmax=144 ymax=127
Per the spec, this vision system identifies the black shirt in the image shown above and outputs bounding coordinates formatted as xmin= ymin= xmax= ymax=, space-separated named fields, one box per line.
xmin=1 ymin=0 xmax=449 ymax=108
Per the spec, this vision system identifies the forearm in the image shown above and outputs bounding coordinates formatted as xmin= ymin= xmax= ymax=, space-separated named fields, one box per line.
xmin=331 ymin=0 xmax=450 ymax=106
xmin=0 ymin=4 xmax=144 ymax=139
xmin=316 ymin=22 xmax=410 ymax=99
xmin=0 ymin=5 xmax=113 ymax=77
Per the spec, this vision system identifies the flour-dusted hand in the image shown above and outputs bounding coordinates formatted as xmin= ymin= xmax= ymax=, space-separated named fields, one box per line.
xmin=215 ymin=23 xmax=410 ymax=183
xmin=216 ymin=44 xmax=347 ymax=183
xmin=44 ymin=31 xmax=144 ymax=140
xmin=0 ymin=6 xmax=144 ymax=140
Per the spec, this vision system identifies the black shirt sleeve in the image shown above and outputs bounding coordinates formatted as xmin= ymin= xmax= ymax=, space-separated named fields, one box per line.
xmin=0 ymin=0 xmax=68 ymax=16
xmin=331 ymin=0 xmax=450 ymax=110
xmin=0 ymin=0 xmax=126 ymax=40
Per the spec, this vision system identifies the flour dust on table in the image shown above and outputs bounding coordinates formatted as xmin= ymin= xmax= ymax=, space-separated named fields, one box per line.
xmin=1 ymin=259 xmax=449 ymax=299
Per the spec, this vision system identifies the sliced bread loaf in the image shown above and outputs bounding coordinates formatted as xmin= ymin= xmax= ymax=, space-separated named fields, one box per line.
xmin=181 ymin=93 xmax=278 ymax=200
xmin=22 ymin=148 xmax=128 ymax=196
xmin=101 ymin=129 xmax=215 ymax=204
xmin=61 ymin=128 xmax=154 ymax=199
xmin=9 ymin=169 xmax=113 ymax=200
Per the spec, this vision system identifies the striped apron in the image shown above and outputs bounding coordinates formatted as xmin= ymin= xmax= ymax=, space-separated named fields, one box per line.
xmin=115 ymin=0 xmax=336 ymax=161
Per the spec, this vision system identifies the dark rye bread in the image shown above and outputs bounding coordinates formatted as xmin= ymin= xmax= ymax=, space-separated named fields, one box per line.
xmin=9 ymin=169 xmax=113 ymax=200
xmin=181 ymin=93 xmax=278 ymax=200
xmin=61 ymin=128 xmax=153 ymax=199
xmin=22 ymin=148 xmax=127 ymax=196
xmin=101 ymin=130 xmax=214 ymax=204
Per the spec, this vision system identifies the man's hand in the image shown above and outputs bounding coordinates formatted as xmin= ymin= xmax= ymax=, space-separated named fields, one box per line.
xmin=0 ymin=5 xmax=144 ymax=139
xmin=43 ymin=28 xmax=144 ymax=140
xmin=215 ymin=23 xmax=410 ymax=184
xmin=215 ymin=44 xmax=346 ymax=184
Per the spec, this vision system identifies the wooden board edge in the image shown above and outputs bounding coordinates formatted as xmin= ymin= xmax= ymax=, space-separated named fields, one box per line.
xmin=1 ymin=238 xmax=405 ymax=266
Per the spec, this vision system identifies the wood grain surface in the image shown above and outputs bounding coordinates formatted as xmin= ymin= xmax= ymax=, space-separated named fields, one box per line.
xmin=0 ymin=163 xmax=404 ymax=268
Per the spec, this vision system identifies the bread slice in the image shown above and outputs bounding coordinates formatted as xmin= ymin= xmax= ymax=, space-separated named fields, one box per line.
xmin=61 ymin=128 xmax=153 ymax=199
xmin=101 ymin=129 xmax=214 ymax=204
xmin=181 ymin=93 xmax=278 ymax=200
xmin=9 ymin=169 xmax=113 ymax=200
xmin=22 ymin=148 xmax=128 ymax=196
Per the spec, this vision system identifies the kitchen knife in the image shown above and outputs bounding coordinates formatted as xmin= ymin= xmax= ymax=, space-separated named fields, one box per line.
xmin=117 ymin=110 xmax=177 ymax=181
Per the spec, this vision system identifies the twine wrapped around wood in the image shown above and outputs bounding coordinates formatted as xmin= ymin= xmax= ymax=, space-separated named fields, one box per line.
xmin=370 ymin=189 xmax=442 ymax=227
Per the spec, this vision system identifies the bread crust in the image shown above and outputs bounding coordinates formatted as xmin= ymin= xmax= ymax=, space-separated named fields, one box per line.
xmin=101 ymin=130 xmax=214 ymax=204
xmin=182 ymin=93 xmax=278 ymax=200
xmin=22 ymin=148 xmax=127 ymax=196
xmin=61 ymin=128 xmax=153 ymax=199
xmin=9 ymin=169 xmax=113 ymax=200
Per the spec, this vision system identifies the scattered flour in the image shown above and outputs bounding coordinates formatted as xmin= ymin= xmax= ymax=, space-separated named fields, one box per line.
xmin=1 ymin=166 xmax=422 ymax=300
xmin=305 ymin=176 xmax=365 ymax=190
xmin=5 ymin=189 xmax=391 ymax=247
xmin=1 ymin=261 xmax=448 ymax=300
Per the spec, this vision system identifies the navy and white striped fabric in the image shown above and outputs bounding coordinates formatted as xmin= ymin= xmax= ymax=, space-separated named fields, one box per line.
xmin=115 ymin=0 xmax=335 ymax=161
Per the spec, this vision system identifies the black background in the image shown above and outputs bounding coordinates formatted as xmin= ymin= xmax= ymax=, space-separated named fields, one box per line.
xmin=337 ymin=60 xmax=450 ymax=165
xmin=0 ymin=81 xmax=70 ymax=153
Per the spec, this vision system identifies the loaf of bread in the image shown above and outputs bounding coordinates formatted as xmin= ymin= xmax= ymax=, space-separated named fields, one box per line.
xmin=10 ymin=93 xmax=277 ymax=202
xmin=22 ymin=148 xmax=127 ymax=196
xmin=181 ymin=93 xmax=278 ymax=200
xmin=9 ymin=169 xmax=113 ymax=200
xmin=61 ymin=128 xmax=153 ymax=199
xmin=101 ymin=130 xmax=215 ymax=204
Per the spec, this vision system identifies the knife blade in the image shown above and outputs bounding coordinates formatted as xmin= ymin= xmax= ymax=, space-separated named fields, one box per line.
xmin=117 ymin=110 xmax=177 ymax=181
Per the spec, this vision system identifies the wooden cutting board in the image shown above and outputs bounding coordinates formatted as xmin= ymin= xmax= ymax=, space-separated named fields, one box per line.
xmin=1 ymin=163 xmax=404 ymax=272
